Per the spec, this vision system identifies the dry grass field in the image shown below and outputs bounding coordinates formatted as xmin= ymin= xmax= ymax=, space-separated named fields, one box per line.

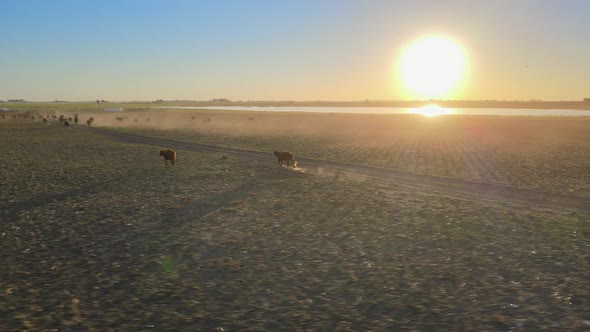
xmin=1 ymin=118 xmax=589 ymax=330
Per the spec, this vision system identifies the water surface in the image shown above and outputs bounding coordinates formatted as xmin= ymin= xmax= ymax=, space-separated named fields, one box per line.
xmin=152 ymin=106 xmax=590 ymax=117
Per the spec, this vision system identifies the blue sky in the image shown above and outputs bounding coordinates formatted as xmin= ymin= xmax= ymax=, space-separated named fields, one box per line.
xmin=1 ymin=0 xmax=589 ymax=101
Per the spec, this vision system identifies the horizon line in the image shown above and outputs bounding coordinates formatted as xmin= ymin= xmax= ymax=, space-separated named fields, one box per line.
xmin=2 ymin=99 xmax=589 ymax=104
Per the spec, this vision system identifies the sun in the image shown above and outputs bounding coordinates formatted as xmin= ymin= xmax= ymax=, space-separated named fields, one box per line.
xmin=398 ymin=35 xmax=467 ymax=100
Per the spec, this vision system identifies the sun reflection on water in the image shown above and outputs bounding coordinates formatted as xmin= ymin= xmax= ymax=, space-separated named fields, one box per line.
xmin=411 ymin=104 xmax=454 ymax=117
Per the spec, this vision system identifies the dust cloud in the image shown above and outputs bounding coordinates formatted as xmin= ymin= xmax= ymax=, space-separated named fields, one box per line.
xmin=63 ymin=109 xmax=430 ymax=141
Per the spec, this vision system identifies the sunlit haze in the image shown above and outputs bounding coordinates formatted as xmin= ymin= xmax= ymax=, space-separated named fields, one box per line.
xmin=1 ymin=0 xmax=589 ymax=101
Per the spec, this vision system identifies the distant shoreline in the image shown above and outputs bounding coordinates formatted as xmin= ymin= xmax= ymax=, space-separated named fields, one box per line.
xmin=2 ymin=100 xmax=590 ymax=111
xmin=153 ymin=100 xmax=590 ymax=111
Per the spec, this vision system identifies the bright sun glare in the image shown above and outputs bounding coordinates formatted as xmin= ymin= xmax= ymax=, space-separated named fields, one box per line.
xmin=411 ymin=104 xmax=454 ymax=117
xmin=399 ymin=35 xmax=467 ymax=100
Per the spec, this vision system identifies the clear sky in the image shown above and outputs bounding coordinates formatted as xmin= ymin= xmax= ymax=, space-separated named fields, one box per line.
xmin=1 ymin=0 xmax=589 ymax=101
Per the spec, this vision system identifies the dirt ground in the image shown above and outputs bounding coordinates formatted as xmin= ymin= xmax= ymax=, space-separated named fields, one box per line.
xmin=77 ymin=110 xmax=590 ymax=196
xmin=1 ymin=119 xmax=589 ymax=330
xmin=85 ymin=125 xmax=590 ymax=214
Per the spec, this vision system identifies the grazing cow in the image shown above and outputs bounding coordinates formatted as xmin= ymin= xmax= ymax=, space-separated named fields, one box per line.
xmin=86 ymin=120 xmax=92 ymax=126
xmin=64 ymin=121 xmax=70 ymax=127
xmin=160 ymin=149 xmax=177 ymax=166
xmin=274 ymin=150 xmax=296 ymax=167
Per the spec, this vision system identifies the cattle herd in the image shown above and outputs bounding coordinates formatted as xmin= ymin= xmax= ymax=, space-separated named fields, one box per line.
xmin=2 ymin=110 xmax=297 ymax=169
xmin=1 ymin=111 xmax=95 ymax=127
xmin=157 ymin=148 xmax=297 ymax=168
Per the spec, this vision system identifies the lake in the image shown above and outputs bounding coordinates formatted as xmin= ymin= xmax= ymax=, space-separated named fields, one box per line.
xmin=152 ymin=106 xmax=590 ymax=117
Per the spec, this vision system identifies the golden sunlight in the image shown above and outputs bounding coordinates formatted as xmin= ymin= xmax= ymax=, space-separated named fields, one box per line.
xmin=411 ymin=104 xmax=454 ymax=117
xmin=398 ymin=35 xmax=467 ymax=100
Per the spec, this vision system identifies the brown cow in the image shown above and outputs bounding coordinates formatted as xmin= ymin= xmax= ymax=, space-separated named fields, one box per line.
xmin=160 ymin=149 xmax=177 ymax=166
xmin=274 ymin=150 xmax=296 ymax=167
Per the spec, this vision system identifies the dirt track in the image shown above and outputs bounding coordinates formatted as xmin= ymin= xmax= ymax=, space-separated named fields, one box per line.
xmin=82 ymin=126 xmax=590 ymax=214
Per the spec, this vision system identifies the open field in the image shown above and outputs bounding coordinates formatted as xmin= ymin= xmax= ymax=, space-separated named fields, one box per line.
xmin=53 ymin=109 xmax=590 ymax=196
xmin=1 ymin=120 xmax=590 ymax=330
xmin=84 ymin=126 xmax=590 ymax=213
